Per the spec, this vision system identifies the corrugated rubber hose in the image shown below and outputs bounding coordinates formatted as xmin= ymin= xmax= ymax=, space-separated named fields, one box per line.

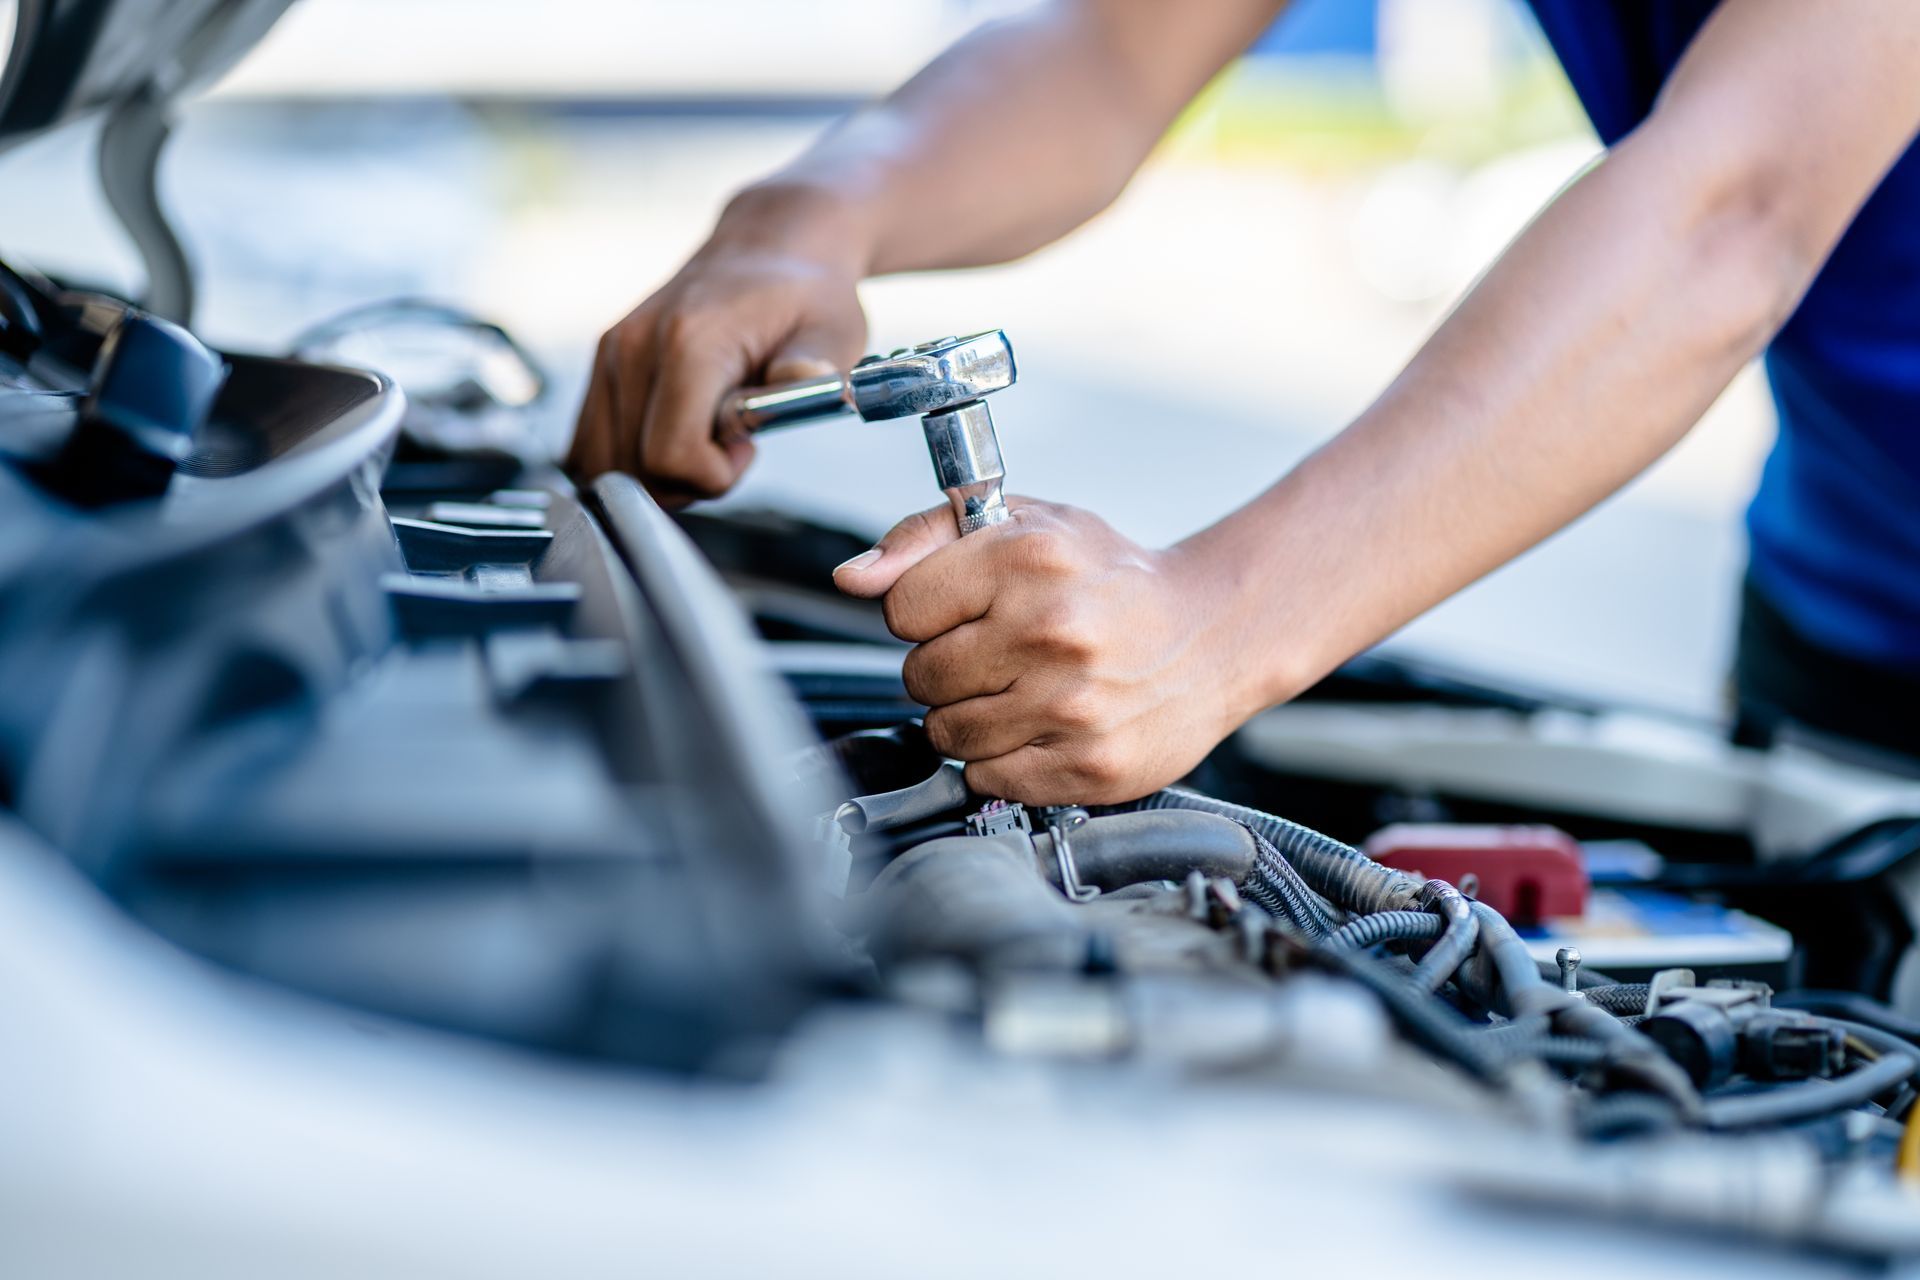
xmin=1111 ymin=789 xmax=1700 ymax=1116
xmin=1125 ymin=788 xmax=1476 ymax=985
xmin=1123 ymin=788 xmax=1425 ymax=915
xmin=1323 ymin=910 xmax=1444 ymax=952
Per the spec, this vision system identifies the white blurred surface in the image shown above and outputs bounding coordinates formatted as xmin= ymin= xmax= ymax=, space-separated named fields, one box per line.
xmin=213 ymin=0 xmax=1022 ymax=99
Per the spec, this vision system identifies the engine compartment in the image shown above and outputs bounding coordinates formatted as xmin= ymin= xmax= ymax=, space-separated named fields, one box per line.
xmin=8 ymin=267 xmax=1920 ymax=1269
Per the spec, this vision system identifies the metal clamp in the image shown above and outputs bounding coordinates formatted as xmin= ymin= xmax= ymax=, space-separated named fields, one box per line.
xmin=1045 ymin=806 xmax=1098 ymax=902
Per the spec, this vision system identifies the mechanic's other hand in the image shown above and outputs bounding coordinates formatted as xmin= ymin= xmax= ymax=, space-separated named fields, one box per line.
xmin=833 ymin=499 xmax=1252 ymax=806
xmin=568 ymin=190 xmax=869 ymax=505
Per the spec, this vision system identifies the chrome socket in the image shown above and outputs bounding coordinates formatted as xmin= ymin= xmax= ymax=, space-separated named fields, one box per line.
xmin=922 ymin=400 xmax=1009 ymax=535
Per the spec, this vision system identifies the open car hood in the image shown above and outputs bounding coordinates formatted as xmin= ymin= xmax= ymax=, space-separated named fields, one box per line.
xmin=0 ymin=0 xmax=290 ymax=149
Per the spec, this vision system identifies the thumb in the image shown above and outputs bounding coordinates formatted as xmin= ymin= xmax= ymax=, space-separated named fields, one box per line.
xmin=833 ymin=506 xmax=958 ymax=599
xmin=764 ymin=319 xmax=863 ymax=386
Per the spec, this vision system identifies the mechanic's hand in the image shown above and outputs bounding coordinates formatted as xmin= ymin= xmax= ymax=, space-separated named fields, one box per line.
xmin=833 ymin=499 xmax=1253 ymax=806
xmin=568 ymin=191 xmax=869 ymax=505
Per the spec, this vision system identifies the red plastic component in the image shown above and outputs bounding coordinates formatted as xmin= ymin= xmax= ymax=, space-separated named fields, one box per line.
xmin=1363 ymin=824 xmax=1588 ymax=925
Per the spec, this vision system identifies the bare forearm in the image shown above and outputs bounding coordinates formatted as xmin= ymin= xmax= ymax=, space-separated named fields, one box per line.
xmin=726 ymin=1 xmax=1282 ymax=275
xmin=1184 ymin=138 xmax=1791 ymax=711
xmin=1186 ymin=0 xmax=1920 ymax=718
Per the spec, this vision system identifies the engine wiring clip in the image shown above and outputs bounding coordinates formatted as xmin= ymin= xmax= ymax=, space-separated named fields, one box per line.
xmin=966 ymin=799 xmax=1032 ymax=838
xmin=1040 ymin=805 xmax=1099 ymax=903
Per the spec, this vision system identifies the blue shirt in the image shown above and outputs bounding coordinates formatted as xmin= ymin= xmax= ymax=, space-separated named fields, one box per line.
xmin=1526 ymin=1 xmax=1920 ymax=670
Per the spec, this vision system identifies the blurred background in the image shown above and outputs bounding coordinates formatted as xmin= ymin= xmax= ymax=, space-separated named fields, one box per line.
xmin=0 ymin=0 xmax=1773 ymax=717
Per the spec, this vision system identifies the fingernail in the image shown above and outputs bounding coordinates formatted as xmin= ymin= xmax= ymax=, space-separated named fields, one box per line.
xmin=834 ymin=548 xmax=882 ymax=574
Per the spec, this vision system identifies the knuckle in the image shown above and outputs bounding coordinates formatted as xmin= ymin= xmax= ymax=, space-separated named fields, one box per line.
xmin=639 ymin=429 xmax=678 ymax=476
xmin=961 ymin=759 xmax=1001 ymax=799
xmin=612 ymin=316 xmax=651 ymax=363
xmin=685 ymin=458 xmax=733 ymax=498
xmin=922 ymin=706 xmax=970 ymax=758
xmin=881 ymin=592 xmax=908 ymax=640
xmin=640 ymin=437 xmax=720 ymax=495
xmin=1052 ymin=685 xmax=1103 ymax=732
xmin=902 ymin=509 xmax=944 ymax=546
xmin=1033 ymin=609 xmax=1097 ymax=663
xmin=882 ymin=589 xmax=927 ymax=642
xmin=1074 ymin=741 xmax=1128 ymax=791
xmin=1013 ymin=530 xmax=1076 ymax=577
xmin=900 ymin=648 xmax=938 ymax=705
xmin=658 ymin=307 xmax=711 ymax=356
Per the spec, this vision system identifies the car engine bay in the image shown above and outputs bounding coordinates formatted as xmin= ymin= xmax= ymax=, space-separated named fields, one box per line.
xmin=7 ymin=5 xmax=1920 ymax=1272
xmin=9 ymin=251 xmax=1920 ymax=1271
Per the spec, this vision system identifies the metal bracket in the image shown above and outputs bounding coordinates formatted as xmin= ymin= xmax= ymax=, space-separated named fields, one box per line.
xmin=1044 ymin=806 xmax=1098 ymax=902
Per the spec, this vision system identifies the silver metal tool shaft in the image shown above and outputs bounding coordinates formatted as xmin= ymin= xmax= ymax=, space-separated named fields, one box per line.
xmin=714 ymin=330 xmax=1017 ymax=535
xmin=721 ymin=374 xmax=853 ymax=436
xmin=922 ymin=401 xmax=1008 ymax=533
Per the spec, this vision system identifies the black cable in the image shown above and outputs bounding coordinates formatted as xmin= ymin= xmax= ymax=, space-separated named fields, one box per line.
xmin=1460 ymin=902 xmax=1703 ymax=1118
xmin=1322 ymin=910 xmax=1443 ymax=952
xmin=1314 ymin=947 xmax=1508 ymax=1083
xmin=1244 ymin=829 xmax=1336 ymax=940
xmin=1411 ymin=880 xmax=1478 ymax=992
xmin=1502 ymin=1036 xmax=1614 ymax=1068
xmin=1703 ymin=1047 xmax=1920 ymax=1130
xmin=1578 ymin=1092 xmax=1684 ymax=1139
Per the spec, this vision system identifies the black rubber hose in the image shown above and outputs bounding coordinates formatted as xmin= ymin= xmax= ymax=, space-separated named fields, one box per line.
xmin=1033 ymin=810 xmax=1257 ymax=893
xmin=1411 ymin=880 xmax=1478 ymax=992
xmin=1578 ymin=1092 xmax=1684 ymax=1139
xmin=860 ymin=832 xmax=1087 ymax=972
xmin=835 ymin=761 xmax=970 ymax=834
xmin=1457 ymin=902 xmax=1703 ymax=1118
xmin=1704 ymin=1047 xmax=1920 ymax=1130
xmin=1025 ymin=809 xmax=1331 ymax=939
xmin=1322 ymin=911 xmax=1444 ymax=952
xmin=1122 ymin=788 xmax=1425 ymax=916
xmin=1489 ymin=1035 xmax=1614 ymax=1068
xmin=1315 ymin=947 xmax=1508 ymax=1082
xmin=1117 ymin=790 xmax=1696 ymax=1107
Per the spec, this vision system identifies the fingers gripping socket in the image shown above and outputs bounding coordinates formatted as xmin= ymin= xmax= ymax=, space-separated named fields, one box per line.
xmin=923 ymin=401 xmax=1008 ymax=535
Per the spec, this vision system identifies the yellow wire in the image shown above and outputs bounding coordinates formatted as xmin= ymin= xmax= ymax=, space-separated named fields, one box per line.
xmin=1901 ymin=1104 xmax=1920 ymax=1185
xmin=1841 ymin=1035 xmax=1920 ymax=1183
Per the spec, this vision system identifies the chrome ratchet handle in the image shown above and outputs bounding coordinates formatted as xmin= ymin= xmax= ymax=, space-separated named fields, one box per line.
xmin=711 ymin=330 xmax=1016 ymax=537
xmin=715 ymin=374 xmax=854 ymax=442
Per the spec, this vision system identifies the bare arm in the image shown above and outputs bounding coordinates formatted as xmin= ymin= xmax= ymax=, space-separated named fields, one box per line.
xmin=1195 ymin=0 xmax=1920 ymax=712
xmin=841 ymin=0 xmax=1920 ymax=804
xmin=570 ymin=0 xmax=1285 ymax=495
xmin=755 ymin=0 xmax=1288 ymax=274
